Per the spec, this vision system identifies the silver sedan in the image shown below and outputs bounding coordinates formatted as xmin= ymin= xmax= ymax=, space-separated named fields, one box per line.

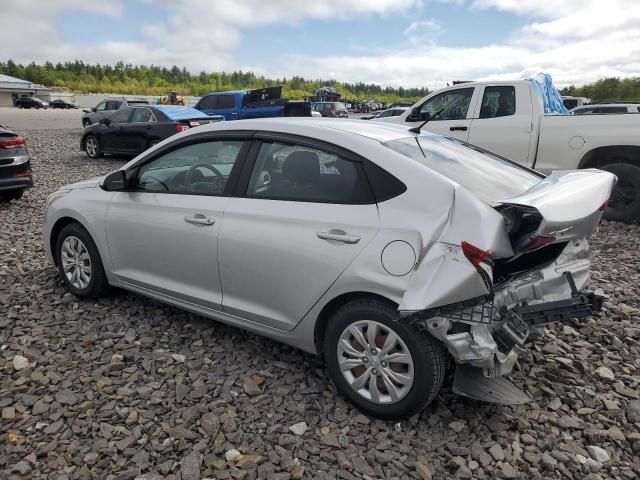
xmin=44 ymin=118 xmax=615 ymax=419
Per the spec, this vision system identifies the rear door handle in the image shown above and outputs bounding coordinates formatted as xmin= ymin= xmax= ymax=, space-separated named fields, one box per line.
xmin=184 ymin=215 xmax=215 ymax=226
xmin=317 ymin=230 xmax=361 ymax=244
xmin=450 ymin=126 xmax=468 ymax=131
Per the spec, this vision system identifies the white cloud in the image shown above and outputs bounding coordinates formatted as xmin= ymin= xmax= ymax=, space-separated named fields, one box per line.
xmin=0 ymin=0 xmax=638 ymax=89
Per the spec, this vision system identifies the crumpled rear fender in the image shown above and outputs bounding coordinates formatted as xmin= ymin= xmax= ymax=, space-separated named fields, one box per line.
xmin=399 ymin=187 xmax=513 ymax=312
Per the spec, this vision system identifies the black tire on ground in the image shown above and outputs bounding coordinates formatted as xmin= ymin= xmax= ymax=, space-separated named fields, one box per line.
xmin=55 ymin=222 xmax=110 ymax=299
xmin=84 ymin=134 xmax=103 ymax=159
xmin=323 ymin=298 xmax=447 ymax=420
xmin=601 ymin=162 xmax=640 ymax=223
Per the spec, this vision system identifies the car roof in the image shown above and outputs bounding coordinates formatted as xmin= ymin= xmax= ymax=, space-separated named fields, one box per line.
xmin=190 ymin=117 xmax=421 ymax=142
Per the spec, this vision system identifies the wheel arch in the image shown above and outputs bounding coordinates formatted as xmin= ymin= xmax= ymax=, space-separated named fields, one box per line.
xmin=49 ymin=217 xmax=85 ymax=266
xmin=579 ymin=145 xmax=640 ymax=169
xmin=313 ymin=291 xmax=398 ymax=360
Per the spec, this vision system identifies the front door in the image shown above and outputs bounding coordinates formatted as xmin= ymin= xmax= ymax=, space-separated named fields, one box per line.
xmin=101 ymin=108 xmax=133 ymax=152
xmin=219 ymin=139 xmax=379 ymax=331
xmin=105 ymin=137 xmax=248 ymax=309
xmin=412 ymin=87 xmax=477 ymax=142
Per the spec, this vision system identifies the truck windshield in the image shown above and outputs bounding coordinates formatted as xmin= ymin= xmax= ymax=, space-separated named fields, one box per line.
xmin=382 ymin=135 xmax=543 ymax=204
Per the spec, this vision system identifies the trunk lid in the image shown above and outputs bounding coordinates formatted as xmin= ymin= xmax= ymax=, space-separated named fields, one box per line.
xmin=498 ymin=169 xmax=616 ymax=246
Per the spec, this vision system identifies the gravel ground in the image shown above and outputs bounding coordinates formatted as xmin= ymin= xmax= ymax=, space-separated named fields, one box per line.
xmin=1 ymin=126 xmax=640 ymax=480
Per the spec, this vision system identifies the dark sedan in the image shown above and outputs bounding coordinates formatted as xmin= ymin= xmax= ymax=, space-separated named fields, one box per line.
xmin=81 ymin=105 xmax=224 ymax=158
xmin=0 ymin=125 xmax=33 ymax=201
xmin=15 ymin=97 xmax=48 ymax=109
xmin=50 ymin=99 xmax=78 ymax=109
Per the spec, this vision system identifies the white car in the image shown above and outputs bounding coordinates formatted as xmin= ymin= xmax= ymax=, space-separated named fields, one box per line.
xmin=44 ymin=118 xmax=613 ymax=418
xmin=570 ymin=104 xmax=640 ymax=115
xmin=375 ymin=80 xmax=640 ymax=223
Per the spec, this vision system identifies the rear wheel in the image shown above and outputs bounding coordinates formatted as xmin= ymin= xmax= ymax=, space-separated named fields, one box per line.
xmin=601 ymin=163 xmax=640 ymax=223
xmin=84 ymin=135 xmax=103 ymax=159
xmin=55 ymin=223 xmax=109 ymax=298
xmin=324 ymin=299 xmax=447 ymax=419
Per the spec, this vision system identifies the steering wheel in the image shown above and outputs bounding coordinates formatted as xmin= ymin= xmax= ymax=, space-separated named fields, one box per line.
xmin=185 ymin=163 xmax=226 ymax=192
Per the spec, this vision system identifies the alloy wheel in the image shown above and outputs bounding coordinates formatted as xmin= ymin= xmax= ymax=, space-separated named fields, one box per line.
xmin=337 ymin=320 xmax=414 ymax=404
xmin=60 ymin=236 xmax=92 ymax=290
xmin=86 ymin=137 xmax=97 ymax=157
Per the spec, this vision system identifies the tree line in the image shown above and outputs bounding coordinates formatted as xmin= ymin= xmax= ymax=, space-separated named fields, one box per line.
xmin=0 ymin=60 xmax=429 ymax=104
xmin=560 ymin=77 xmax=640 ymax=103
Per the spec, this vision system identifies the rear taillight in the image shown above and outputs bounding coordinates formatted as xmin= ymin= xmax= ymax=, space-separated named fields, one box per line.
xmin=14 ymin=171 xmax=32 ymax=177
xmin=461 ymin=241 xmax=490 ymax=266
xmin=0 ymin=136 xmax=25 ymax=149
xmin=176 ymin=124 xmax=190 ymax=132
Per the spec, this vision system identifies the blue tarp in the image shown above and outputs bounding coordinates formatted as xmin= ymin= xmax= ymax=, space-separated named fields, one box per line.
xmin=154 ymin=105 xmax=221 ymax=121
xmin=528 ymin=73 xmax=569 ymax=116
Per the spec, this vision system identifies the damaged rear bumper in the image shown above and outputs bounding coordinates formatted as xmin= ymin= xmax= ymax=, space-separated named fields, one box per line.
xmin=398 ymin=241 xmax=604 ymax=380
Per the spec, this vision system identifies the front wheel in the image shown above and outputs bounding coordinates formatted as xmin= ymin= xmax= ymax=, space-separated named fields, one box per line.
xmin=55 ymin=223 xmax=109 ymax=298
xmin=324 ymin=299 xmax=447 ymax=419
xmin=602 ymin=163 xmax=640 ymax=223
xmin=84 ymin=135 xmax=103 ymax=159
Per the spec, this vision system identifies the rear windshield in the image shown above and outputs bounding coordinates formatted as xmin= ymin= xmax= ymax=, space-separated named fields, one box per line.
xmin=382 ymin=135 xmax=543 ymax=204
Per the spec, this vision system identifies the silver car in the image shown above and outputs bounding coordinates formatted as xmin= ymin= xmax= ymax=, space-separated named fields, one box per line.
xmin=44 ymin=118 xmax=615 ymax=419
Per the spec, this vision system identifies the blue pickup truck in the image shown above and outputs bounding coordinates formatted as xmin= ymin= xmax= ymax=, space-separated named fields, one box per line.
xmin=194 ymin=86 xmax=312 ymax=120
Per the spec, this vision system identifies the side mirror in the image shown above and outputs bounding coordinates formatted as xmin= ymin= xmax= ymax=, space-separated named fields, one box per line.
xmin=101 ymin=170 xmax=127 ymax=192
xmin=91 ymin=107 xmax=97 ymax=112
xmin=82 ymin=109 xmax=90 ymax=113
xmin=99 ymin=118 xmax=111 ymax=125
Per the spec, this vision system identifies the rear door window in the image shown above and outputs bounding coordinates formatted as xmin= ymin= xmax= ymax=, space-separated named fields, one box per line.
xmin=216 ymin=95 xmax=235 ymax=109
xmin=131 ymin=108 xmax=156 ymax=123
xmin=479 ymin=86 xmax=516 ymax=118
xmin=246 ymin=141 xmax=373 ymax=203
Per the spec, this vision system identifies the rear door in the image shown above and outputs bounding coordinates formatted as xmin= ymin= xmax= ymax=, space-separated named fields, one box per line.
xmin=467 ymin=84 xmax=534 ymax=165
xmin=219 ymin=137 xmax=379 ymax=331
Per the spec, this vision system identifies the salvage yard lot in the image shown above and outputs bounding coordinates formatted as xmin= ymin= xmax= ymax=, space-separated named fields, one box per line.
xmin=1 ymin=109 xmax=640 ymax=479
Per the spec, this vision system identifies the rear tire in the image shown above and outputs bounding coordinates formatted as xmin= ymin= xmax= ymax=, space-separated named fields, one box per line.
xmin=84 ymin=135 xmax=103 ymax=159
xmin=55 ymin=223 xmax=109 ymax=298
xmin=601 ymin=163 xmax=640 ymax=223
xmin=323 ymin=299 xmax=447 ymax=420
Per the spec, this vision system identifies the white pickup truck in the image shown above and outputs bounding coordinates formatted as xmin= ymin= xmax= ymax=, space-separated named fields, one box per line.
xmin=375 ymin=80 xmax=640 ymax=222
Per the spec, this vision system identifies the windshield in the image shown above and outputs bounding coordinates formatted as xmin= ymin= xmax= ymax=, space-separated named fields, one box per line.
xmin=383 ymin=135 xmax=543 ymax=204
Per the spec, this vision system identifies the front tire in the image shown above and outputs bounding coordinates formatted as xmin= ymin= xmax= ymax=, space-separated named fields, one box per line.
xmin=602 ymin=163 xmax=640 ymax=223
xmin=324 ymin=299 xmax=447 ymax=419
xmin=55 ymin=223 xmax=109 ymax=298
xmin=84 ymin=135 xmax=103 ymax=159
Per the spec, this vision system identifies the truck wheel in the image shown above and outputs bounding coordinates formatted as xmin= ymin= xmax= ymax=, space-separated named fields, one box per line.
xmin=323 ymin=298 xmax=447 ymax=419
xmin=602 ymin=163 xmax=640 ymax=223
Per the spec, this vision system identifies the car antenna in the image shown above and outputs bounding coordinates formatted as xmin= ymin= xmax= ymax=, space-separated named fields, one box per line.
xmin=408 ymin=107 xmax=445 ymax=134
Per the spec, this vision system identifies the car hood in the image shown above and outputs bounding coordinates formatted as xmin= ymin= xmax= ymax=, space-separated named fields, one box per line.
xmin=64 ymin=176 xmax=104 ymax=190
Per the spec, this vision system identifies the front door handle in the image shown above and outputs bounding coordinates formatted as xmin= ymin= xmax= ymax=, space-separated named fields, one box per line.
xmin=317 ymin=230 xmax=361 ymax=244
xmin=450 ymin=126 xmax=468 ymax=131
xmin=184 ymin=215 xmax=215 ymax=226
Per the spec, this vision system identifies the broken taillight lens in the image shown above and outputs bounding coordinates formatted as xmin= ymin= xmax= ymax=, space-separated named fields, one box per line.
xmin=176 ymin=124 xmax=190 ymax=132
xmin=523 ymin=235 xmax=556 ymax=252
xmin=461 ymin=241 xmax=490 ymax=266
